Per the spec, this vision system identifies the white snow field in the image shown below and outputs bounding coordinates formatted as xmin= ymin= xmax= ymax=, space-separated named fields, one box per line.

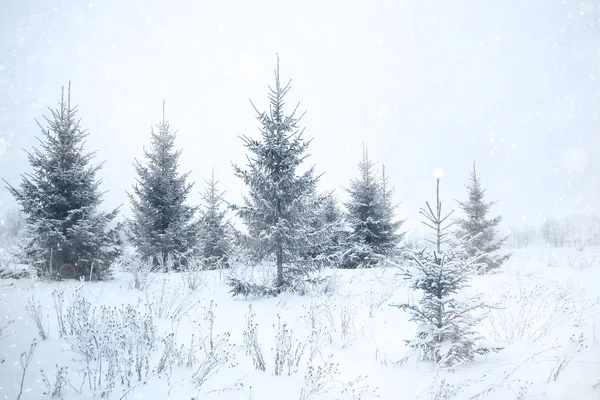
xmin=1 ymin=248 xmax=599 ymax=400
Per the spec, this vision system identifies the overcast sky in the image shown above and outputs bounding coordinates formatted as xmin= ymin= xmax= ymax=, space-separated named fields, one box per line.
xmin=0 ymin=0 xmax=598 ymax=234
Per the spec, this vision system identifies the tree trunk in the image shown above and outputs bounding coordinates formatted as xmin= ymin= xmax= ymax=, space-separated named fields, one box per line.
xmin=276 ymin=197 xmax=284 ymax=287
xmin=276 ymin=244 xmax=284 ymax=287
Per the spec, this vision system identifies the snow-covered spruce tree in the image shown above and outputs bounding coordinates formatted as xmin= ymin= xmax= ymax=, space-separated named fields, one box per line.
xmin=393 ymin=177 xmax=499 ymax=367
xmin=4 ymin=83 xmax=122 ymax=280
xmin=298 ymin=192 xmax=347 ymax=267
xmin=127 ymin=104 xmax=199 ymax=270
xmin=197 ymin=168 xmax=233 ymax=269
xmin=454 ymin=162 xmax=509 ymax=273
xmin=342 ymin=149 xmax=403 ymax=268
xmin=319 ymin=193 xmax=348 ymax=264
xmin=231 ymin=55 xmax=331 ymax=290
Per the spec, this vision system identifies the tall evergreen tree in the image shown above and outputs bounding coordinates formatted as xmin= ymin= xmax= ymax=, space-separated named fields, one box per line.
xmin=455 ymin=162 xmax=509 ymax=273
xmin=343 ymin=149 xmax=403 ymax=268
xmin=127 ymin=104 xmax=198 ymax=268
xmin=4 ymin=83 xmax=122 ymax=280
xmin=232 ymin=55 xmax=329 ymax=288
xmin=198 ymin=169 xmax=233 ymax=269
xmin=394 ymin=177 xmax=499 ymax=367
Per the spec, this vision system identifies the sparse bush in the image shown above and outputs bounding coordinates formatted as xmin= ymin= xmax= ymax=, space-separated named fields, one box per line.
xmin=26 ymin=296 xmax=48 ymax=340
xmin=119 ymin=253 xmax=154 ymax=290
xmin=156 ymin=332 xmax=178 ymax=377
xmin=41 ymin=364 xmax=71 ymax=398
xmin=339 ymin=375 xmax=379 ymax=400
xmin=144 ymin=279 xmax=194 ymax=321
xmin=243 ymin=304 xmax=266 ymax=371
xmin=62 ymin=289 xmax=159 ymax=397
xmin=288 ymin=273 xmax=338 ymax=296
xmin=192 ymin=332 xmax=236 ymax=388
xmin=322 ymin=299 xmax=357 ymax=346
xmin=427 ymin=374 xmax=460 ymax=400
xmin=366 ymin=274 xmax=400 ymax=318
xmin=52 ymin=289 xmax=67 ymax=337
xmin=298 ymin=356 xmax=339 ymax=400
xmin=273 ymin=314 xmax=306 ymax=376
xmin=301 ymin=301 xmax=327 ymax=363
xmin=0 ymin=317 xmax=13 ymax=363
xmin=198 ymin=300 xmax=217 ymax=354
xmin=17 ymin=340 xmax=37 ymax=400
xmin=483 ymin=280 xmax=577 ymax=343
xmin=339 ymin=302 xmax=357 ymax=344
xmin=180 ymin=257 xmax=206 ymax=291
xmin=547 ymin=333 xmax=587 ymax=383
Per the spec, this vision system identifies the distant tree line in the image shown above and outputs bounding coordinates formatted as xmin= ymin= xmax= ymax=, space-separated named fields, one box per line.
xmin=508 ymin=213 xmax=600 ymax=250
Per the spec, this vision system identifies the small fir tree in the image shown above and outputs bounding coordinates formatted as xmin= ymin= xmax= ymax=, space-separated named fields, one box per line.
xmin=4 ymin=83 xmax=122 ymax=280
xmin=394 ymin=176 xmax=500 ymax=367
xmin=127 ymin=104 xmax=199 ymax=269
xmin=343 ymin=149 xmax=403 ymax=268
xmin=197 ymin=169 xmax=233 ymax=269
xmin=231 ymin=55 xmax=329 ymax=289
xmin=455 ymin=162 xmax=509 ymax=273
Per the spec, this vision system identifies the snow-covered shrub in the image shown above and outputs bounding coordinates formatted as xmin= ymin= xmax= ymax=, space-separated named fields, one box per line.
xmin=26 ymin=296 xmax=48 ymax=340
xmin=227 ymin=276 xmax=280 ymax=298
xmin=51 ymin=289 xmax=67 ymax=338
xmin=0 ymin=317 xmax=14 ymax=363
xmin=0 ymin=209 xmax=25 ymax=275
xmin=273 ymin=314 xmax=306 ymax=376
xmin=300 ymin=301 xmax=328 ymax=363
xmin=119 ymin=253 xmax=154 ymax=290
xmin=298 ymin=355 xmax=339 ymax=400
xmin=322 ymin=298 xmax=357 ymax=346
xmin=156 ymin=332 xmax=180 ymax=379
xmin=155 ymin=253 xmax=177 ymax=273
xmin=547 ymin=333 xmax=587 ymax=383
xmin=427 ymin=374 xmax=461 ymax=400
xmin=41 ymin=365 xmax=70 ymax=398
xmin=197 ymin=300 xmax=217 ymax=354
xmin=144 ymin=278 xmax=194 ymax=321
xmin=180 ymin=257 xmax=206 ymax=291
xmin=339 ymin=302 xmax=357 ymax=344
xmin=482 ymin=281 xmax=577 ymax=343
xmin=288 ymin=272 xmax=338 ymax=296
xmin=192 ymin=332 xmax=236 ymax=388
xmin=243 ymin=304 xmax=266 ymax=371
xmin=339 ymin=375 xmax=379 ymax=400
xmin=365 ymin=273 xmax=400 ymax=318
xmin=62 ymin=289 xmax=159 ymax=396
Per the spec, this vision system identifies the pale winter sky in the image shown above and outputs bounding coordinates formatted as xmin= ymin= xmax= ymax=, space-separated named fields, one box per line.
xmin=0 ymin=0 xmax=598 ymax=234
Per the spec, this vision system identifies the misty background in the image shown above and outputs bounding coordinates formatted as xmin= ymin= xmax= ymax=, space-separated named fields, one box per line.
xmin=0 ymin=0 xmax=598 ymax=234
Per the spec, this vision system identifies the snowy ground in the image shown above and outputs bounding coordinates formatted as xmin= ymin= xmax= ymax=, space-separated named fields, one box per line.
xmin=1 ymin=247 xmax=600 ymax=400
